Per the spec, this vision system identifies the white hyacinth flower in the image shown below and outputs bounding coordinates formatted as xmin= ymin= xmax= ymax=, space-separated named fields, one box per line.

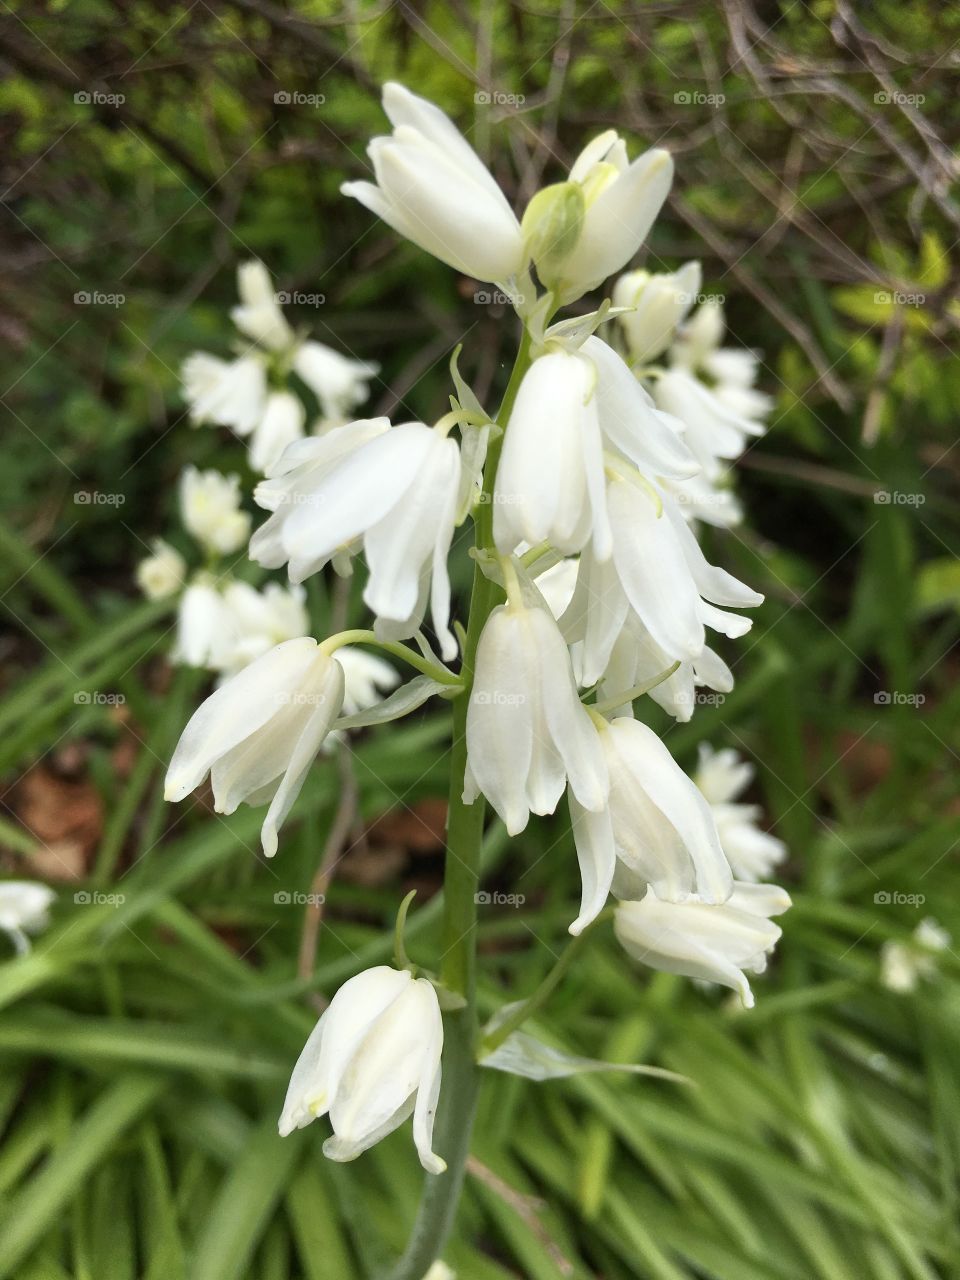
xmin=592 ymin=621 xmax=734 ymax=724
xmin=342 ymin=83 xmax=526 ymax=284
xmin=673 ymin=299 xmax=773 ymax=420
xmin=181 ymin=352 xmax=268 ymax=437
xmin=881 ymin=919 xmax=951 ymax=994
xmin=653 ymin=367 xmax=765 ymax=483
xmin=551 ymin=131 xmax=674 ymax=301
xmin=230 ymin=259 xmax=295 ymax=353
xmin=165 ymin=637 xmax=345 ymax=857
xmin=464 ymin=599 xmax=608 ymax=836
xmin=136 ymin=538 xmax=186 ymax=601
xmin=173 ymin=578 xmax=230 ymax=669
xmin=180 ymin=467 xmax=251 ymax=557
xmin=335 ymin=647 xmax=400 ymax=716
xmin=214 ymin=580 xmax=309 ymax=676
xmin=251 ymin=420 xmax=461 ymax=660
xmin=614 ymin=881 xmax=791 ymax=1008
xmin=612 ymin=261 xmax=701 ymax=364
xmin=568 ymin=716 xmax=733 ymax=935
xmin=278 ymin=965 xmax=445 ymax=1174
xmin=493 ymin=338 xmax=696 ymax=562
xmin=0 ymin=881 xmax=56 ymax=955
xmin=694 ymin=744 xmax=787 ymax=882
xmin=292 ymin=341 xmax=379 ymax=422
xmin=249 ymin=390 xmax=306 ymax=476
xmin=423 ymin=1265 xmax=455 ymax=1280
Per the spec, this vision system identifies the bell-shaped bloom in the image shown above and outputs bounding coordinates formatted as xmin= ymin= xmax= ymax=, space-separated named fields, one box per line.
xmin=182 ymin=352 xmax=268 ymax=437
xmin=614 ymin=881 xmax=791 ymax=1008
xmin=493 ymin=339 xmax=696 ymax=563
xmin=653 ymin=368 xmax=764 ymax=483
xmin=165 ymin=637 xmax=345 ymax=857
xmin=881 ymin=919 xmax=950 ymax=994
xmin=172 ymin=578 xmax=230 ymax=669
xmin=464 ymin=601 xmax=608 ymax=836
xmin=612 ymin=261 xmax=701 ymax=364
xmin=136 ymin=538 xmax=186 ymax=601
xmin=568 ymin=716 xmax=732 ymax=935
xmin=214 ymin=580 xmax=309 ymax=676
xmin=342 ymin=83 xmax=526 ymax=284
xmin=553 ymin=132 xmax=674 ymax=301
xmin=249 ymin=390 xmax=305 ymax=476
xmin=180 ymin=467 xmax=251 ymax=557
xmin=230 ymin=259 xmax=295 ymax=352
xmin=592 ymin=620 xmax=733 ymax=724
xmin=252 ymin=421 xmax=461 ymax=660
xmin=292 ymin=341 xmax=379 ymax=422
xmin=695 ymin=744 xmax=786 ymax=881
xmin=278 ymin=965 xmax=445 ymax=1174
xmin=494 ymin=350 xmax=610 ymax=559
xmin=606 ymin=479 xmax=761 ymax=664
xmin=0 ymin=881 xmax=56 ymax=955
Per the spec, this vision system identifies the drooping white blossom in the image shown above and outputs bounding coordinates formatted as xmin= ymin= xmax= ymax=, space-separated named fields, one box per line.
xmin=249 ymin=390 xmax=306 ymax=476
xmin=464 ymin=599 xmax=608 ymax=836
xmin=179 ymin=467 xmax=251 ymax=557
xmin=568 ymin=716 xmax=733 ymax=935
xmin=165 ymin=637 xmax=345 ymax=857
xmin=881 ymin=919 xmax=951 ymax=994
xmin=136 ymin=538 xmax=186 ymax=601
xmin=0 ymin=881 xmax=56 ymax=955
xmin=292 ymin=341 xmax=379 ymax=423
xmin=593 ymin=621 xmax=734 ymax=723
xmin=278 ymin=965 xmax=445 ymax=1174
xmin=214 ymin=580 xmax=310 ymax=676
xmin=614 ymin=881 xmax=791 ymax=1007
xmin=342 ymin=82 xmax=526 ymax=284
xmin=181 ymin=352 xmax=268 ymax=437
xmin=694 ymin=744 xmax=787 ymax=881
xmin=230 ymin=259 xmax=296 ymax=352
xmin=251 ymin=420 xmax=462 ymax=660
xmin=612 ymin=261 xmax=701 ymax=365
xmin=172 ymin=577 xmax=231 ymax=669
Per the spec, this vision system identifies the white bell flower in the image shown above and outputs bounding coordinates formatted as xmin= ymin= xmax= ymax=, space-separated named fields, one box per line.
xmin=694 ymin=745 xmax=786 ymax=881
xmin=551 ymin=131 xmax=674 ymax=301
xmin=342 ymin=82 xmax=526 ymax=284
xmin=612 ymin=261 xmax=701 ymax=364
xmin=180 ymin=467 xmax=251 ymax=557
xmin=493 ymin=338 xmax=696 ymax=562
xmin=252 ymin=420 xmax=461 ymax=660
xmin=614 ymin=881 xmax=791 ymax=1007
xmin=172 ymin=578 xmax=230 ymax=669
xmin=464 ymin=599 xmax=608 ymax=836
xmin=165 ymin=637 xmax=345 ymax=857
xmin=592 ymin=621 xmax=733 ymax=723
xmin=653 ymin=368 xmax=764 ymax=483
xmin=231 ymin=259 xmax=295 ymax=352
xmin=136 ymin=538 xmax=186 ymax=601
xmin=0 ymin=881 xmax=56 ymax=955
xmin=881 ymin=919 xmax=951 ymax=994
xmin=214 ymin=580 xmax=309 ymax=676
xmin=292 ymin=341 xmax=379 ymax=422
xmin=249 ymin=390 xmax=306 ymax=476
xmin=181 ymin=351 xmax=268 ymax=436
xmin=568 ymin=716 xmax=732 ymax=935
xmin=278 ymin=965 xmax=445 ymax=1174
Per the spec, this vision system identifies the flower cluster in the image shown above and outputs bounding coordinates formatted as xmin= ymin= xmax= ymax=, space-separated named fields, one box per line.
xmin=161 ymin=82 xmax=790 ymax=1174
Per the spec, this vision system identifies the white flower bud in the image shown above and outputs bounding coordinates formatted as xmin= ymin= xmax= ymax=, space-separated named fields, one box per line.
xmin=165 ymin=637 xmax=345 ymax=857
xmin=0 ymin=881 xmax=56 ymax=955
xmin=612 ymin=261 xmax=701 ymax=364
xmin=249 ymin=391 xmax=305 ymax=476
xmin=179 ymin=467 xmax=251 ymax=557
xmin=231 ymin=260 xmax=295 ymax=352
xmin=342 ymin=83 xmax=526 ymax=283
xmin=614 ymin=881 xmax=791 ymax=1007
xmin=292 ymin=341 xmax=379 ymax=422
xmin=182 ymin=352 xmax=267 ymax=436
xmin=136 ymin=538 xmax=186 ymax=601
xmin=173 ymin=578 xmax=230 ymax=669
xmin=279 ymin=965 xmax=445 ymax=1174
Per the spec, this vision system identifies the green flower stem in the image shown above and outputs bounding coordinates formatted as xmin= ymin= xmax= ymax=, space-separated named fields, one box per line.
xmin=319 ymin=630 xmax=461 ymax=686
xmin=386 ymin=327 xmax=533 ymax=1280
